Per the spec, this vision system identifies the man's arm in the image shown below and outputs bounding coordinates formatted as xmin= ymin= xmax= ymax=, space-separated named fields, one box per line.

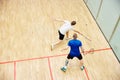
xmin=54 ymin=19 xmax=66 ymax=22
xmin=80 ymin=46 xmax=85 ymax=55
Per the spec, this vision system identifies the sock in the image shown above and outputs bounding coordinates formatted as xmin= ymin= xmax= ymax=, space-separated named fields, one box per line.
xmin=64 ymin=66 xmax=67 ymax=69
xmin=65 ymin=59 xmax=69 ymax=66
xmin=80 ymin=65 xmax=85 ymax=70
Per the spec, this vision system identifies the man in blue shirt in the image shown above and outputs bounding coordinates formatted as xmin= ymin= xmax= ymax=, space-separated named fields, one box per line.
xmin=61 ymin=33 xmax=85 ymax=72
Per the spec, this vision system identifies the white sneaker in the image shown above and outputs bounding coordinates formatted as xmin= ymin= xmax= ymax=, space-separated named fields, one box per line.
xmin=51 ymin=44 xmax=54 ymax=51
xmin=61 ymin=67 xmax=67 ymax=72
xmin=80 ymin=66 xmax=85 ymax=70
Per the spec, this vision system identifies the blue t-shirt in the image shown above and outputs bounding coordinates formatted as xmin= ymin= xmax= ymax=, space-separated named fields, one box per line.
xmin=68 ymin=39 xmax=82 ymax=57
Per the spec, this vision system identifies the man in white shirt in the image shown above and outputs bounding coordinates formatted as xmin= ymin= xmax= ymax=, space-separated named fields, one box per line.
xmin=51 ymin=19 xmax=80 ymax=50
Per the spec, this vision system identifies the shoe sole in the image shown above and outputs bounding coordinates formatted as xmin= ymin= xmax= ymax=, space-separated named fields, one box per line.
xmin=61 ymin=68 xmax=66 ymax=72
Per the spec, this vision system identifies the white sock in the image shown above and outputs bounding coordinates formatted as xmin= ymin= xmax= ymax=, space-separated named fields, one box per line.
xmin=64 ymin=66 xmax=67 ymax=69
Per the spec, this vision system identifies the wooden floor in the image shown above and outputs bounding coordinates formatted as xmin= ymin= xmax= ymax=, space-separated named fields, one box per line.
xmin=0 ymin=0 xmax=120 ymax=80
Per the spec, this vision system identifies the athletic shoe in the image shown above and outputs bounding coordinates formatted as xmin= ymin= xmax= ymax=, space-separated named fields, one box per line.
xmin=61 ymin=67 xmax=67 ymax=72
xmin=51 ymin=44 xmax=54 ymax=51
xmin=80 ymin=66 xmax=85 ymax=70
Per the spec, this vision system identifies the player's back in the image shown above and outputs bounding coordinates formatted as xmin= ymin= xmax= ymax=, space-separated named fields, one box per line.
xmin=68 ymin=39 xmax=82 ymax=56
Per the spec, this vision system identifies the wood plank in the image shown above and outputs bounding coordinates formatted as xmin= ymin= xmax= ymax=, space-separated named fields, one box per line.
xmin=0 ymin=0 xmax=120 ymax=80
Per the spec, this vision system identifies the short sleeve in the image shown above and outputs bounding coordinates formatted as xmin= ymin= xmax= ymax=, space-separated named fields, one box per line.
xmin=68 ymin=41 xmax=71 ymax=46
xmin=79 ymin=41 xmax=82 ymax=47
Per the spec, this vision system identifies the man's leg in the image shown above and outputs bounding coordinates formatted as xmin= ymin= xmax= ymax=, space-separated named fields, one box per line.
xmin=80 ymin=59 xmax=85 ymax=70
xmin=66 ymin=31 xmax=69 ymax=38
xmin=51 ymin=31 xmax=64 ymax=50
xmin=77 ymin=55 xmax=85 ymax=70
xmin=61 ymin=54 xmax=73 ymax=72
xmin=51 ymin=40 xmax=62 ymax=50
xmin=66 ymin=31 xmax=71 ymax=40
xmin=61 ymin=59 xmax=69 ymax=72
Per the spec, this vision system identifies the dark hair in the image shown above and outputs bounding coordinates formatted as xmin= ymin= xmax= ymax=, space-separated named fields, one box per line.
xmin=71 ymin=21 xmax=76 ymax=25
xmin=73 ymin=33 xmax=77 ymax=39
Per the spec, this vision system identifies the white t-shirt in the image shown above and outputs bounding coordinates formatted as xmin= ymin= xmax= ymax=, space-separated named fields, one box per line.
xmin=59 ymin=20 xmax=73 ymax=35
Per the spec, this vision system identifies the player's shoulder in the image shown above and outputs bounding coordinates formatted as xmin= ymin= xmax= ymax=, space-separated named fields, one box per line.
xmin=76 ymin=39 xmax=82 ymax=43
xmin=69 ymin=39 xmax=79 ymax=43
xmin=68 ymin=39 xmax=74 ymax=43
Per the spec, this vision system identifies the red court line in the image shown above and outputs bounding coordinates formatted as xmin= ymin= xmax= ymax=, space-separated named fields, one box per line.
xmin=85 ymin=48 xmax=111 ymax=53
xmin=93 ymin=48 xmax=111 ymax=52
xmin=0 ymin=47 xmax=111 ymax=80
xmin=0 ymin=48 xmax=111 ymax=64
xmin=84 ymin=67 xmax=90 ymax=80
xmin=48 ymin=58 xmax=54 ymax=80
xmin=14 ymin=62 xmax=16 ymax=80
xmin=83 ymin=48 xmax=112 ymax=80
xmin=0 ymin=54 xmax=67 ymax=64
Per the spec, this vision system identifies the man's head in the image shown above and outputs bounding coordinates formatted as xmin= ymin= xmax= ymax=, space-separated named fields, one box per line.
xmin=71 ymin=21 xmax=76 ymax=25
xmin=73 ymin=33 xmax=77 ymax=39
